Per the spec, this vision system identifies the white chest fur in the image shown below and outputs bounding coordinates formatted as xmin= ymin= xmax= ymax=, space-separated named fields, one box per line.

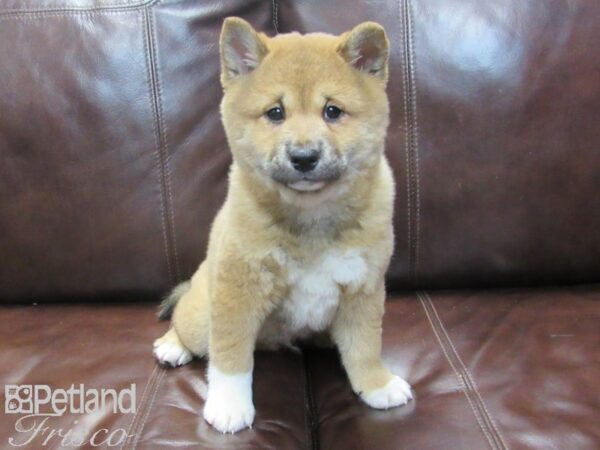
xmin=278 ymin=249 xmax=368 ymax=337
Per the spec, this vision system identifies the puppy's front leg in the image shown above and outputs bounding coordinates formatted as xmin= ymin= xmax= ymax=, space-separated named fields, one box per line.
xmin=331 ymin=282 xmax=413 ymax=409
xmin=203 ymin=256 xmax=277 ymax=434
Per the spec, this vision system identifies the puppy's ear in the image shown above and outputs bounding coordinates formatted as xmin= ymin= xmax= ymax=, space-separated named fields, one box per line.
xmin=220 ymin=17 xmax=268 ymax=86
xmin=338 ymin=22 xmax=389 ymax=81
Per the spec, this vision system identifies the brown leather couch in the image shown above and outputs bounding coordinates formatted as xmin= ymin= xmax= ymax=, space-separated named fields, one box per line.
xmin=1 ymin=1 xmax=599 ymax=449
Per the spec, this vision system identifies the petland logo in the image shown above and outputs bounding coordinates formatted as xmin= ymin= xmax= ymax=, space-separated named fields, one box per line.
xmin=4 ymin=384 xmax=136 ymax=447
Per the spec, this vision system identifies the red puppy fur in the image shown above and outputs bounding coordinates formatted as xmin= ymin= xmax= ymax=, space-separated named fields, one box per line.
xmin=153 ymin=17 xmax=413 ymax=434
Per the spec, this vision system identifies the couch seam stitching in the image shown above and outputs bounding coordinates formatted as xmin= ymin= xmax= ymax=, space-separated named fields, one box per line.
xmin=0 ymin=10 xmax=142 ymax=19
xmin=0 ymin=0 xmax=157 ymax=18
xmin=148 ymin=2 xmax=182 ymax=283
xmin=407 ymin=0 xmax=421 ymax=282
xmin=271 ymin=0 xmax=279 ymax=33
xmin=120 ymin=365 xmax=158 ymax=450
xmin=399 ymin=0 xmax=412 ymax=286
xmin=399 ymin=0 xmax=420 ymax=285
xmin=424 ymin=291 xmax=509 ymax=449
xmin=300 ymin=350 xmax=311 ymax=450
xmin=417 ymin=291 xmax=498 ymax=449
xmin=143 ymin=6 xmax=175 ymax=285
xmin=302 ymin=350 xmax=320 ymax=450
xmin=418 ymin=291 xmax=508 ymax=449
xmin=130 ymin=366 xmax=166 ymax=449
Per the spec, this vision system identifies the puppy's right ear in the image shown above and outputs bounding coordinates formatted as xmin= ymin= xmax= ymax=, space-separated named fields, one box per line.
xmin=220 ymin=17 xmax=268 ymax=86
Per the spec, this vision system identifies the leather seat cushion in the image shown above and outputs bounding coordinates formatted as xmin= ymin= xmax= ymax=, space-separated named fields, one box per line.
xmin=1 ymin=286 xmax=598 ymax=449
xmin=307 ymin=287 xmax=600 ymax=449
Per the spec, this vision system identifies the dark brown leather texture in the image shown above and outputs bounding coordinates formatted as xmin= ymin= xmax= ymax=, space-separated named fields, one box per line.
xmin=0 ymin=304 xmax=311 ymax=449
xmin=1 ymin=0 xmax=599 ymax=449
xmin=0 ymin=0 xmax=274 ymax=302
xmin=307 ymin=287 xmax=600 ymax=450
xmin=2 ymin=0 xmax=599 ymax=302
xmin=1 ymin=288 xmax=598 ymax=449
xmin=278 ymin=0 xmax=600 ymax=290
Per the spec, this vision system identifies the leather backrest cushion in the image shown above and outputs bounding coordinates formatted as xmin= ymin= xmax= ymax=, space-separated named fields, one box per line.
xmin=1 ymin=0 xmax=599 ymax=301
xmin=0 ymin=0 xmax=272 ymax=302
xmin=278 ymin=0 xmax=600 ymax=289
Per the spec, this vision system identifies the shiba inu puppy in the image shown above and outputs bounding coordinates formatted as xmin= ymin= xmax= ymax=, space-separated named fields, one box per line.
xmin=153 ymin=17 xmax=413 ymax=434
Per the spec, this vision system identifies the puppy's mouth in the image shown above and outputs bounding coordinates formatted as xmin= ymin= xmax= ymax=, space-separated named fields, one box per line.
xmin=286 ymin=180 xmax=327 ymax=192
xmin=270 ymin=162 xmax=344 ymax=194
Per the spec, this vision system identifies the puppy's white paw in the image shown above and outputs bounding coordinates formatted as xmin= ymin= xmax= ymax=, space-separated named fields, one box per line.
xmin=361 ymin=375 xmax=413 ymax=409
xmin=203 ymin=395 xmax=255 ymax=434
xmin=153 ymin=339 xmax=193 ymax=367
xmin=203 ymin=366 xmax=255 ymax=434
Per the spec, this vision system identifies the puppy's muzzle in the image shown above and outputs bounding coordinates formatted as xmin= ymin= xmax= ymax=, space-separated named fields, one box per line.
xmin=270 ymin=147 xmax=345 ymax=191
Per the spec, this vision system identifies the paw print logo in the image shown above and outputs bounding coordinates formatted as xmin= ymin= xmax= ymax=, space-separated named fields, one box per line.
xmin=6 ymin=399 xmax=19 ymax=411
xmin=5 ymin=385 xmax=33 ymax=414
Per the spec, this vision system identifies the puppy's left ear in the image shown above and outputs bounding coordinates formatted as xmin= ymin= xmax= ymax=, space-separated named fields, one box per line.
xmin=338 ymin=22 xmax=389 ymax=81
xmin=220 ymin=17 xmax=268 ymax=86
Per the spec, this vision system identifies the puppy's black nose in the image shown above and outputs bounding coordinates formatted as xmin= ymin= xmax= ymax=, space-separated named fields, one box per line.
xmin=289 ymin=148 xmax=320 ymax=173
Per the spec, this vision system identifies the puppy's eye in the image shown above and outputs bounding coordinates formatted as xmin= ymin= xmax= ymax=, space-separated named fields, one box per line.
xmin=324 ymin=105 xmax=343 ymax=121
xmin=266 ymin=106 xmax=285 ymax=122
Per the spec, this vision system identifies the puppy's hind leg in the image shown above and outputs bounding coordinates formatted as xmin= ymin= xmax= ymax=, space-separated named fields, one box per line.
xmin=153 ymin=262 xmax=210 ymax=366
xmin=171 ymin=263 xmax=211 ymax=358
xmin=153 ymin=327 xmax=193 ymax=367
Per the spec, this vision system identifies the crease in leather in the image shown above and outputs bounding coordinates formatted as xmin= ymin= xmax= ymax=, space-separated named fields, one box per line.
xmin=469 ymin=300 xmax=519 ymax=371
xmin=143 ymin=5 xmax=180 ymax=285
xmin=418 ymin=291 xmax=509 ymax=450
xmin=121 ymin=365 xmax=166 ymax=450
xmin=399 ymin=0 xmax=421 ymax=285
xmin=0 ymin=0 xmax=159 ymax=18
xmin=302 ymin=350 xmax=320 ymax=450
